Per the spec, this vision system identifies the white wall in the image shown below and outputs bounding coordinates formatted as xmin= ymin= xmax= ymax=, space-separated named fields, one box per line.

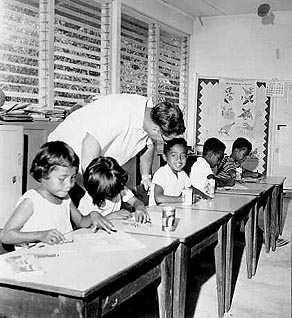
xmin=191 ymin=11 xmax=292 ymax=79
xmin=188 ymin=11 xmax=292 ymax=145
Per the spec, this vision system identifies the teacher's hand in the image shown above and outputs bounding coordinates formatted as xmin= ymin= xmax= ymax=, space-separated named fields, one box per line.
xmin=141 ymin=175 xmax=152 ymax=191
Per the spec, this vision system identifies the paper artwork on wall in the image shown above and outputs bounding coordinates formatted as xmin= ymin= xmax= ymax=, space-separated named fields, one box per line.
xmin=218 ymin=79 xmax=256 ymax=140
xmin=195 ymin=78 xmax=270 ymax=174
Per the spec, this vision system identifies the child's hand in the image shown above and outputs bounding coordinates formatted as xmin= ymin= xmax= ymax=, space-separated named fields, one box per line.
xmin=90 ymin=211 xmax=117 ymax=234
xmin=40 ymin=229 xmax=66 ymax=245
xmin=106 ymin=209 xmax=132 ymax=221
xmin=134 ymin=207 xmax=151 ymax=224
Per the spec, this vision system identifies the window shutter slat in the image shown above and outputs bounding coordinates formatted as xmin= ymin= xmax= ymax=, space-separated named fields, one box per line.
xmin=0 ymin=0 xmax=39 ymax=104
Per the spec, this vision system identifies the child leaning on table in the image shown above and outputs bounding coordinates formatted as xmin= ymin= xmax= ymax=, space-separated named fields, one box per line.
xmin=190 ymin=137 xmax=226 ymax=195
xmin=78 ymin=157 xmax=150 ymax=224
xmin=216 ymin=137 xmax=261 ymax=187
xmin=0 ymin=141 xmax=116 ymax=248
xmin=148 ymin=138 xmax=209 ymax=206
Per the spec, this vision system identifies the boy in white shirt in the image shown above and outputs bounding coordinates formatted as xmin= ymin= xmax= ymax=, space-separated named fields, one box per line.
xmin=149 ymin=138 xmax=209 ymax=206
xmin=190 ymin=138 xmax=226 ymax=196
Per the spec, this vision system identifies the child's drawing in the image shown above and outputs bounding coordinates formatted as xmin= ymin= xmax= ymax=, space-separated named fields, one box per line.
xmin=218 ymin=122 xmax=235 ymax=136
xmin=241 ymin=86 xmax=254 ymax=105
xmin=238 ymin=108 xmax=253 ymax=120
xmin=242 ymin=122 xmax=253 ymax=131
xmin=224 ymin=86 xmax=234 ymax=103
xmin=249 ymin=148 xmax=259 ymax=158
xmin=221 ymin=105 xmax=235 ymax=119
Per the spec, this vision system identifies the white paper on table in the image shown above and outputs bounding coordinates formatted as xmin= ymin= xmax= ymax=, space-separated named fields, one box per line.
xmin=73 ymin=230 xmax=145 ymax=252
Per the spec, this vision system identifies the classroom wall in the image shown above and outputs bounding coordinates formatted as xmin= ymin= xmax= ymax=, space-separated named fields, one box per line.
xmin=187 ymin=10 xmax=292 ymax=145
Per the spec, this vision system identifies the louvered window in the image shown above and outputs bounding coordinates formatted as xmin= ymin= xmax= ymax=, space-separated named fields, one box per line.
xmin=54 ymin=0 xmax=101 ymax=107
xmin=0 ymin=0 xmax=39 ymax=104
xmin=158 ymin=30 xmax=182 ymax=106
xmin=120 ymin=13 xmax=148 ymax=96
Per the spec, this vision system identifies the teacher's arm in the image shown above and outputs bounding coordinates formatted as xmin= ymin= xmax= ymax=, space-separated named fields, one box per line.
xmin=139 ymin=142 xmax=155 ymax=190
xmin=81 ymin=132 xmax=102 ymax=172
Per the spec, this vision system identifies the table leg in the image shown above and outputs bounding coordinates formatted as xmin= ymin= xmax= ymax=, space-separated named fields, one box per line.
xmin=215 ymin=223 xmax=227 ymax=317
xmin=252 ymin=203 xmax=259 ymax=276
xmin=158 ymin=252 xmax=174 ymax=318
xmin=173 ymin=244 xmax=189 ymax=318
xmin=264 ymin=193 xmax=272 ymax=253
xmin=278 ymin=183 xmax=284 ymax=235
xmin=245 ymin=205 xmax=254 ymax=279
xmin=270 ymin=186 xmax=279 ymax=252
xmin=225 ymin=217 xmax=235 ymax=313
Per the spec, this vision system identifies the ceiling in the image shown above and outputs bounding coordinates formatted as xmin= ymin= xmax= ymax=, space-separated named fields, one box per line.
xmin=158 ymin=0 xmax=292 ymax=18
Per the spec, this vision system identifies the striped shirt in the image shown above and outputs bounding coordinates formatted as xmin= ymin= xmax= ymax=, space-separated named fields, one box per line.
xmin=216 ymin=156 xmax=241 ymax=181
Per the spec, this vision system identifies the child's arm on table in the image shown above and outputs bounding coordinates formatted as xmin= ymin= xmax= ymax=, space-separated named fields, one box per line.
xmin=105 ymin=209 xmax=132 ymax=221
xmin=242 ymin=168 xmax=262 ymax=179
xmin=70 ymin=201 xmax=117 ymax=234
xmin=215 ymin=176 xmax=235 ymax=188
xmin=153 ymin=184 xmax=183 ymax=205
xmin=126 ymin=196 xmax=150 ymax=224
xmin=191 ymin=186 xmax=212 ymax=200
xmin=0 ymin=199 xmax=66 ymax=245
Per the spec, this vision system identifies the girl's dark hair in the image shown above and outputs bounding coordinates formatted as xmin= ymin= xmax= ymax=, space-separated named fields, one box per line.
xmin=30 ymin=141 xmax=79 ymax=182
xmin=203 ymin=138 xmax=226 ymax=156
xmin=232 ymin=137 xmax=252 ymax=153
xmin=83 ymin=157 xmax=128 ymax=208
xmin=151 ymin=101 xmax=186 ymax=137
xmin=163 ymin=138 xmax=188 ymax=155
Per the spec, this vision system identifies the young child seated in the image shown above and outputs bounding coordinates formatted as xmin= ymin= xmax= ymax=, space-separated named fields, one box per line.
xmin=190 ymin=137 xmax=226 ymax=195
xmin=0 ymin=141 xmax=116 ymax=248
xmin=216 ymin=137 xmax=260 ymax=187
xmin=79 ymin=157 xmax=150 ymax=224
xmin=149 ymin=138 xmax=209 ymax=206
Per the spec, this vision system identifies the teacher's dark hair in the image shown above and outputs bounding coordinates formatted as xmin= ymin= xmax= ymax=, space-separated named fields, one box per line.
xmin=151 ymin=101 xmax=186 ymax=136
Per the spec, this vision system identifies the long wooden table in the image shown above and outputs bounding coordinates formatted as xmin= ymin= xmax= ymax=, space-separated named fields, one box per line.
xmin=216 ymin=182 xmax=275 ymax=268
xmin=176 ymin=194 xmax=257 ymax=312
xmin=0 ymin=230 xmax=178 ymax=318
xmin=115 ymin=207 xmax=231 ymax=318
xmin=257 ymin=176 xmax=286 ymax=250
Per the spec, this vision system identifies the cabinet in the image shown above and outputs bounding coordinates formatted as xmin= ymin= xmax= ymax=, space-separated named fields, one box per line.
xmin=0 ymin=121 xmax=59 ymax=193
xmin=0 ymin=125 xmax=23 ymax=227
xmin=0 ymin=121 xmax=141 ymax=198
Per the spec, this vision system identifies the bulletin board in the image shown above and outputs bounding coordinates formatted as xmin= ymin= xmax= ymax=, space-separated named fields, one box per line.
xmin=195 ymin=77 xmax=270 ymax=173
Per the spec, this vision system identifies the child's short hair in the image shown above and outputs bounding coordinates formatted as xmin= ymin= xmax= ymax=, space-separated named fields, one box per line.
xmin=232 ymin=137 xmax=252 ymax=153
xmin=30 ymin=141 xmax=79 ymax=182
xmin=151 ymin=101 xmax=186 ymax=137
xmin=163 ymin=137 xmax=188 ymax=155
xmin=203 ymin=138 xmax=226 ymax=156
xmin=83 ymin=157 xmax=128 ymax=208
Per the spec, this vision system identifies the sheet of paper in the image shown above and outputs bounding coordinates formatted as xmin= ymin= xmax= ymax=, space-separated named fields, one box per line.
xmin=73 ymin=230 xmax=145 ymax=252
